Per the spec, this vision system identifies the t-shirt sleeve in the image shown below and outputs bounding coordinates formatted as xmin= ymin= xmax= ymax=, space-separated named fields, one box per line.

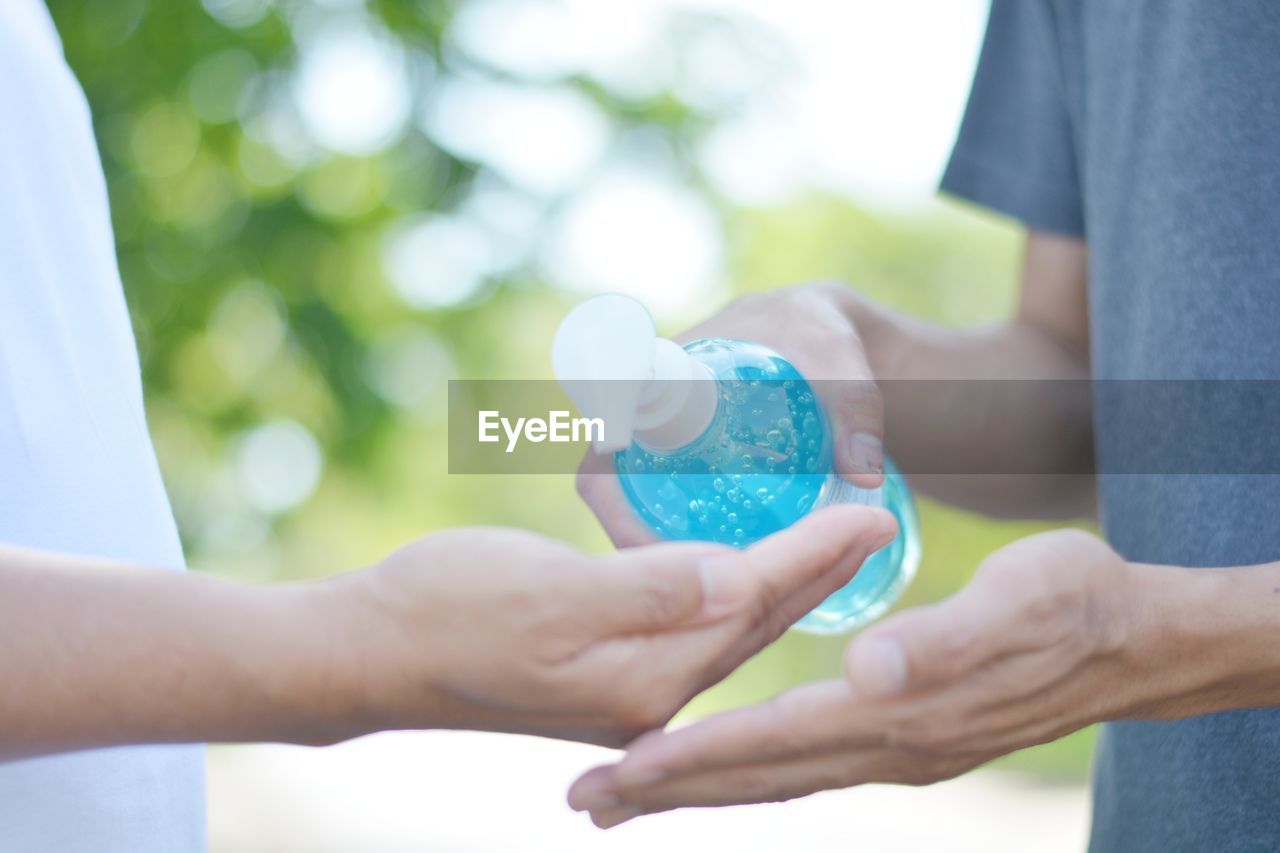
xmin=940 ymin=0 xmax=1084 ymax=237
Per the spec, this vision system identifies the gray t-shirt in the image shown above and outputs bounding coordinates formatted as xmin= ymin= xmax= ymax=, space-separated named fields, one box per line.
xmin=941 ymin=1 xmax=1280 ymax=850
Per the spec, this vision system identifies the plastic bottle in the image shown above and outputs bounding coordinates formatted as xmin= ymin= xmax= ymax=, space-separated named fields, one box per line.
xmin=554 ymin=294 xmax=919 ymax=633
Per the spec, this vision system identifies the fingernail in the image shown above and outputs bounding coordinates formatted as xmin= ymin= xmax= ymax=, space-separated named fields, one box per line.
xmin=852 ymin=637 xmax=907 ymax=696
xmin=849 ymin=432 xmax=884 ymax=475
xmin=698 ymin=552 xmax=753 ymax=617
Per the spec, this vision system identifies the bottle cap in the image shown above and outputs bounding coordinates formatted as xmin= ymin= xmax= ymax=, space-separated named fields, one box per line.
xmin=552 ymin=294 xmax=717 ymax=453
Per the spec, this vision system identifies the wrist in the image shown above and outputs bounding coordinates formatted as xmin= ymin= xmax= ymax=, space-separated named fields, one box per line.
xmin=295 ymin=563 xmax=472 ymax=740
xmin=239 ymin=576 xmax=388 ymax=746
xmin=1118 ymin=561 xmax=1278 ymax=719
xmin=842 ymin=293 xmax=912 ymax=380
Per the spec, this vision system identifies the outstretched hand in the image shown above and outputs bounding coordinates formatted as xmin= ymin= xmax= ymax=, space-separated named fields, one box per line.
xmin=321 ymin=503 xmax=896 ymax=748
xmin=570 ymin=529 xmax=1162 ymax=826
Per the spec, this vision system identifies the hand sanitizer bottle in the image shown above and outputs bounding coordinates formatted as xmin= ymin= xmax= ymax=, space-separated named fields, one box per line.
xmin=553 ymin=294 xmax=919 ymax=633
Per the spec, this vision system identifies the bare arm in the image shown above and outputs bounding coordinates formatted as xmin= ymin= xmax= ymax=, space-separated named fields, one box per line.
xmin=849 ymin=230 xmax=1094 ymax=518
xmin=0 ymin=544 xmax=333 ymax=758
xmin=0 ymin=506 xmax=891 ymax=760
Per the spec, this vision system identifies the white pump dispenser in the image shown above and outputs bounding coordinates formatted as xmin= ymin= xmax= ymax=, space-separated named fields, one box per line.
xmin=552 ymin=294 xmax=718 ymax=453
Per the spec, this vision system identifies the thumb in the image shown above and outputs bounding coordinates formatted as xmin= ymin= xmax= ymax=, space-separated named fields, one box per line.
xmin=743 ymin=504 xmax=897 ymax=615
xmin=828 ymin=378 xmax=886 ymax=489
xmin=584 ymin=504 xmax=896 ymax=638
xmin=843 ymin=581 xmax=1000 ymax=696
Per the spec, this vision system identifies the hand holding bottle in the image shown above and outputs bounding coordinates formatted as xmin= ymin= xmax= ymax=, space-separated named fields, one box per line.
xmin=560 ymin=286 xmax=918 ymax=633
xmin=669 ymin=282 xmax=891 ymax=485
xmin=575 ymin=282 xmax=889 ymax=550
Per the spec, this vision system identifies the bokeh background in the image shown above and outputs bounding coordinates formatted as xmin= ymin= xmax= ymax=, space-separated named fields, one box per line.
xmin=48 ymin=0 xmax=1093 ymax=848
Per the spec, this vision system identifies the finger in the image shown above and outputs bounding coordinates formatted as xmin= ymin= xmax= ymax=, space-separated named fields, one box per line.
xmin=687 ymin=505 xmax=898 ymax=681
xmin=587 ymin=748 xmax=890 ymax=826
xmin=789 ymin=285 xmax=885 ymax=489
xmin=744 ymin=504 xmax=897 ymax=614
xmin=843 ymin=577 xmax=1025 ymax=697
xmin=579 ymin=505 xmax=895 ymax=712
xmin=567 ymin=764 xmax=621 ymax=813
xmin=588 ymin=738 xmax=995 ymax=828
xmin=692 ymin=530 xmax=898 ymax=694
xmin=756 ymin=535 xmax=885 ymax=637
xmin=827 ymin=377 xmax=887 ymax=489
xmin=576 ymin=450 xmax=658 ymax=549
xmin=614 ymin=680 xmax=871 ymax=788
xmin=574 ymin=505 xmax=894 ymax=672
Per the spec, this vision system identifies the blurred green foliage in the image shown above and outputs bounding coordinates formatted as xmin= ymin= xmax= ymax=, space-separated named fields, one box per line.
xmin=49 ymin=0 xmax=1092 ymax=780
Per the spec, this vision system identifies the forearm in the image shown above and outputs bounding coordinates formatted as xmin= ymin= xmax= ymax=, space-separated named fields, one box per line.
xmin=849 ymin=296 xmax=1095 ymax=519
xmin=1128 ymin=560 xmax=1280 ymax=719
xmin=0 ymin=544 xmax=358 ymax=760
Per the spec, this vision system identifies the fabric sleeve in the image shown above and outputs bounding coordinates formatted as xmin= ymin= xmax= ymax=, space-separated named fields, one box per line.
xmin=940 ymin=0 xmax=1085 ymax=237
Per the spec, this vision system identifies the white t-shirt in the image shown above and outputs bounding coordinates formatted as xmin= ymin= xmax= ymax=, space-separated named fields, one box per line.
xmin=0 ymin=2 xmax=205 ymax=850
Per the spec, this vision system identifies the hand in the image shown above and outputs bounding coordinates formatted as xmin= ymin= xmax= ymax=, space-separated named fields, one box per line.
xmin=578 ymin=283 xmax=886 ymax=547
xmin=313 ymin=504 xmax=896 ymax=748
xmin=569 ymin=529 xmax=1169 ymax=826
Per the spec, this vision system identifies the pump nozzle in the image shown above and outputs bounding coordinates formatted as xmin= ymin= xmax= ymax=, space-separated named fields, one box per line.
xmin=552 ymin=294 xmax=717 ymax=453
